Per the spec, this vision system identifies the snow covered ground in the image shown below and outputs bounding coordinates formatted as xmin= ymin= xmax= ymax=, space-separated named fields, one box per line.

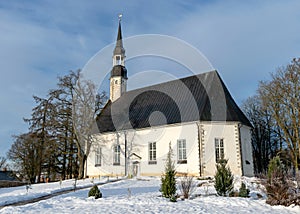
xmin=0 ymin=177 xmax=112 ymax=207
xmin=0 ymin=177 xmax=299 ymax=213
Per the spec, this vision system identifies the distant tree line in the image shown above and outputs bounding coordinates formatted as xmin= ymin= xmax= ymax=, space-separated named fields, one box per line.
xmin=7 ymin=70 xmax=107 ymax=183
xmin=242 ymin=58 xmax=300 ymax=175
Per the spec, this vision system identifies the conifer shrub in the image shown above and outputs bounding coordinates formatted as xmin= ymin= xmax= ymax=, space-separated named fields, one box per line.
xmin=214 ymin=159 xmax=234 ymax=196
xmin=238 ymin=182 xmax=250 ymax=198
xmin=263 ymin=156 xmax=300 ymax=206
xmin=267 ymin=156 xmax=284 ymax=181
xmin=88 ymin=185 xmax=102 ymax=199
xmin=161 ymin=142 xmax=177 ymax=201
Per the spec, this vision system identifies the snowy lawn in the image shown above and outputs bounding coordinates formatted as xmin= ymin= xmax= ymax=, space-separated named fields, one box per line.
xmin=0 ymin=177 xmax=299 ymax=214
xmin=0 ymin=177 xmax=113 ymax=207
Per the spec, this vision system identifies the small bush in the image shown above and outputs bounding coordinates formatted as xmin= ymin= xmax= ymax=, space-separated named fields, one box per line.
xmin=214 ymin=159 xmax=234 ymax=197
xmin=88 ymin=185 xmax=102 ymax=199
xmin=238 ymin=182 xmax=250 ymax=198
xmin=179 ymin=175 xmax=196 ymax=199
xmin=229 ymin=191 xmax=239 ymax=197
xmin=170 ymin=196 xmax=177 ymax=202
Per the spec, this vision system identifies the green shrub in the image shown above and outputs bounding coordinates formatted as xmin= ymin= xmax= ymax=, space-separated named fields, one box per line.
xmin=161 ymin=142 xmax=177 ymax=200
xmin=88 ymin=185 xmax=102 ymax=199
xmin=214 ymin=159 xmax=234 ymax=197
xmin=267 ymin=156 xmax=284 ymax=182
xmin=264 ymin=156 xmax=295 ymax=206
xmin=169 ymin=195 xmax=177 ymax=202
xmin=238 ymin=182 xmax=250 ymax=197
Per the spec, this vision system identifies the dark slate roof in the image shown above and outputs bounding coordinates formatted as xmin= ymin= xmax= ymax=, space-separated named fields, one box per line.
xmin=95 ymin=70 xmax=251 ymax=133
xmin=113 ymin=21 xmax=125 ymax=55
xmin=111 ymin=65 xmax=128 ymax=79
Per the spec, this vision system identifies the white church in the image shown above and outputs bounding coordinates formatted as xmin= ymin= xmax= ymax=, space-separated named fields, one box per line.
xmin=86 ymin=19 xmax=254 ymax=178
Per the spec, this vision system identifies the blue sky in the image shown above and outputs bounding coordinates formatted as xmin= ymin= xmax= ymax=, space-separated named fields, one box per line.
xmin=0 ymin=0 xmax=299 ymax=157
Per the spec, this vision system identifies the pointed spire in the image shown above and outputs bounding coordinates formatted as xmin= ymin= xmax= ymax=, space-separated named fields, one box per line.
xmin=114 ymin=14 xmax=125 ymax=55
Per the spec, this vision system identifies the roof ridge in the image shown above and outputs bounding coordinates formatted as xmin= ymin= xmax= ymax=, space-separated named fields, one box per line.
xmin=122 ymin=70 xmax=218 ymax=96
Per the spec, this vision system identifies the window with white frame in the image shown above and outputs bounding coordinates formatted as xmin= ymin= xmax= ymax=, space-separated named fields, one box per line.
xmin=95 ymin=146 xmax=101 ymax=166
xmin=148 ymin=142 xmax=157 ymax=164
xmin=113 ymin=145 xmax=121 ymax=165
xmin=177 ymin=139 xmax=187 ymax=164
xmin=215 ymin=138 xmax=224 ymax=163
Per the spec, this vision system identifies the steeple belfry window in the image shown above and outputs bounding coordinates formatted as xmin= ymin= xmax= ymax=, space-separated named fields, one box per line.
xmin=116 ymin=55 xmax=121 ymax=65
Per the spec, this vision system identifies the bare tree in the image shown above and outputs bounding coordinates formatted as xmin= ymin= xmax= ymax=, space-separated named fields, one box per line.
xmin=49 ymin=70 xmax=80 ymax=179
xmin=8 ymin=69 xmax=107 ymax=181
xmin=259 ymin=58 xmax=300 ymax=174
xmin=72 ymin=70 xmax=107 ymax=178
xmin=242 ymin=95 xmax=281 ymax=174
xmin=8 ymin=133 xmax=40 ymax=183
xmin=0 ymin=156 xmax=7 ymax=170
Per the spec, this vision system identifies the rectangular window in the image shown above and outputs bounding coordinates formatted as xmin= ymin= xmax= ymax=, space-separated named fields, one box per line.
xmin=148 ymin=142 xmax=157 ymax=164
xmin=95 ymin=146 xmax=101 ymax=167
xmin=215 ymin=138 xmax=224 ymax=163
xmin=177 ymin=139 xmax=187 ymax=164
xmin=116 ymin=55 xmax=121 ymax=65
xmin=113 ymin=145 xmax=121 ymax=165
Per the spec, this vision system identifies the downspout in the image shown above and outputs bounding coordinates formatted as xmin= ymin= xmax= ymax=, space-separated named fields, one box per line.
xmin=124 ymin=132 xmax=128 ymax=177
xmin=238 ymin=123 xmax=244 ymax=175
xmin=196 ymin=122 xmax=202 ymax=177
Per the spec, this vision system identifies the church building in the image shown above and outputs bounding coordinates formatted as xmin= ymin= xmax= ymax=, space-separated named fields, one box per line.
xmin=86 ymin=18 xmax=254 ymax=178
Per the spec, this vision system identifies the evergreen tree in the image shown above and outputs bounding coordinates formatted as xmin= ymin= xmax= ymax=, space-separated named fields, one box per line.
xmin=214 ymin=159 xmax=234 ymax=196
xmin=161 ymin=142 xmax=177 ymax=200
xmin=267 ymin=156 xmax=284 ymax=181
xmin=238 ymin=182 xmax=250 ymax=197
xmin=88 ymin=185 xmax=102 ymax=199
xmin=265 ymin=156 xmax=291 ymax=206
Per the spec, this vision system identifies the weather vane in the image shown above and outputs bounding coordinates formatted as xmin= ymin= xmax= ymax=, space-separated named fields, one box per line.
xmin=118 ymin=13 xmax=123 ymax=21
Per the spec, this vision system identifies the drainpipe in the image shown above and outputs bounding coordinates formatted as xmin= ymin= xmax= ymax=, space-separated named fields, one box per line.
xmin=238 ymin=123 xmax=244 ymax=175
xmin=124 ymin=131 xmax=128 ymax=177
xmin=196 ymin=122 xmax=202 ymax=177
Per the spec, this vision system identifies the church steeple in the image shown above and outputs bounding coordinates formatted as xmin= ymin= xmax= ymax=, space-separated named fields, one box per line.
xmin=110 ymin=14 xmax=127 ymax=102
xmin=113 ymin=14 xmax=125 ymax=66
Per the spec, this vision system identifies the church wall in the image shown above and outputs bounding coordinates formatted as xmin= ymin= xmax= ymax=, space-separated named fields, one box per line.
xmin=87 ymin=122 xmax=253 ymax=178
xmin=239 ymin=125 xmax=254 ymax=176
xmin=201 ymin=122 xmax=242 ymax=176
xmin=87 ymin=122 xmax=200 ymax=177
xmin=136 ymin=123 xmax=200 ymax=176
xmin=87 ymin=133 xmax=126 ymax=177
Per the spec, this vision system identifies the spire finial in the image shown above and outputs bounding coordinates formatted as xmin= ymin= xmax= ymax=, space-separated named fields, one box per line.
xmin=118 ymin=13 xmax=123 ymax=22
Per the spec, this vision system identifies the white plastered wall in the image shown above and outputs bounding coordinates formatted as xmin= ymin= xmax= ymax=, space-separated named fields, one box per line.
xmin=87 ymin=121 xmax=253 ymax=178
xmin=239 ymin=125 xmax=254 ymax=176
xmin=87 ymin=122 xmax=200 ymax=177
xmin=201 ymin=122 xmax=242 ymax=176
